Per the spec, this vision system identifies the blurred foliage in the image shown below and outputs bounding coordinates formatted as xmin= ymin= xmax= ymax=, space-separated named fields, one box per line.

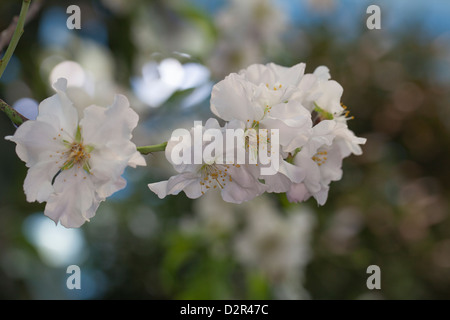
xmin=1 ymin=0 xmax=450 ymax=299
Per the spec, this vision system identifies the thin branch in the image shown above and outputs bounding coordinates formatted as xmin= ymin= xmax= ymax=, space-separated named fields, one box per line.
xmin=0 ymin=0 xmax=43 ymax=53
xmin=137 ymin=142 xmax=168 ymax=154
xmin=0 ymin=98 xmax=28 ymax=127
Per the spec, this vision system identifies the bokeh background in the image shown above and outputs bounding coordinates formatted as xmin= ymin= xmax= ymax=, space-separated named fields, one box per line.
xmin=1 ymin=0 xmax=450 ymax=299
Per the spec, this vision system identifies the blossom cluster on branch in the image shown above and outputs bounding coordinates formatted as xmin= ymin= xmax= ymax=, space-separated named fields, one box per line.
xmin=149 ymin=63 xmax=366 ymax=206
xmin=5 ymin=62 xmax=366 ymax=228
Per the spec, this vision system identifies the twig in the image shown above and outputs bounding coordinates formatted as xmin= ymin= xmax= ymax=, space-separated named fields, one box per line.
xmin=0 ymin=0 xmax=43 ymax=53
xmin=137 ymin=142 xmax=168 ymax=154
xmin=0 ymin=0 xmax=32 ymax=79
xmin=0 ymin=98 xmax=28 ymax=126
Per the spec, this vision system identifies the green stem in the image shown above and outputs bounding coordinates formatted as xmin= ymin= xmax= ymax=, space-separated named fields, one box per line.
xmin=137 ymin=142 xmax=168 ymax=155
xmin=0 ymin=98 xmax=28 ymax=126
xmin=0 ymin=0 xmax=32 ymax=79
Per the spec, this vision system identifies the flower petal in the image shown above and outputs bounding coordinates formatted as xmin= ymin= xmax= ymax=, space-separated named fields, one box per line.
xmin=44 ymin=168 xmax=101 ymax=228
xmin=211 ymin=73 xmax=263 ymax=122
xmin=287 ymin=183 xmax=311 ymax=203
xmin=37 ymin=78 xmax=79 ymax=135
xmin=23 ymin=159 xmax=59 ymax=202
xmin=5 ymin=120 xmax=61 ymax=167
xmin=148 ymin=172 xmax=201 ymax=199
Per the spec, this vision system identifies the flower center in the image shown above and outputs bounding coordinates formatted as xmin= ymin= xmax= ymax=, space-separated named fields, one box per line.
xmin=199 ymin=164 xmax=233 ymax=194
xmin=312 ymin=150 xmax=327 ymax=166
xmin=68 ymin=142 xmax=89 ymax=164
xmin=59 ymin=141 xmax=92 ymax=173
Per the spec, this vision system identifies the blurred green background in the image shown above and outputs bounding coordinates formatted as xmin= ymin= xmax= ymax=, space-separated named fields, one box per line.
xmin=1 ymin=0 xmax=450 ymax=299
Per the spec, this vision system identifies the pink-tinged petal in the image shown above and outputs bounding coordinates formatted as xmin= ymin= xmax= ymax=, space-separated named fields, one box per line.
xmin=287 ymin=183 xmax=311 ymax=203
xmin=44 ymin=168 xmax=100 ymax=228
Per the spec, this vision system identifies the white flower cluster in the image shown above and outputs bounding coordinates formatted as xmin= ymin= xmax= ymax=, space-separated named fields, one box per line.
xmin=5 ymin=62 xmax=365 ymax=228
xmin=150 ymin=62 xmax=366 ymax=205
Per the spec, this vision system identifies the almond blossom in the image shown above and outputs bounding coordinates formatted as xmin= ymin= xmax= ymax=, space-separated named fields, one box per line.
xmin=210 ymin=62 xmax=366 ymax=204
xmin=6 ymin=78 xmax=146 ymax=228
xmin=148 ymin=118 xmax=266 ymax=203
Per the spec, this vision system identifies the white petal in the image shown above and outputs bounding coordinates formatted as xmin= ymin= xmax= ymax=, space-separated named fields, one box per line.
xmin=210 ymin=73 xmax=263 ymax=122
xmin=261 ymin=117 xmax=312 ymax=152
xmin=313 ymin=185 xmax=329 ymax=206
xmin=37 ymin=78 xmax=79 ymax=135
xmin=315 ymin=80 xmax=344 ymax=114
xmin=89 ymin=146 xmax=130 ymax=183
xmin=267 ymin=62 xmax=306 ymax=87
xmin=44 ymin=168 xmax=100 ymax=228
xmin=148 ymin=172 xmax=201 ymax=199
xmin=319 ymin=146 xmax=343 ymax=184
xmin=148 ymin=181 xmax=169 ymax=199
xmin=5 ymin=120 xmax=61 ymax=167
xmin=266 ymin=100 xmax=311 ymax=125
xmin=182 ymin=181 xmax=203 ymax=199
xmin=128 ymin=151 xmax=147 ymax=168
xmin=166 ymin=173 xmax=201 ymax=197
xmin=277 ymin=159 xmax=305 ymax=184
xmin=295 ymin=155 xmax=321 ymax=194
xmin=241 ymin=63 xmax=276 ymax=86
xmin=81 ymin=94 xmax=139 ymax=149
xmin=221 ymin=165 xmax=265 ymax=203
xmin=262 ymin=172 xmax=292 ymax=193
xmin=23 ymin=159 xmax=58 ymax=202
xmin=95 ymin=175 xmax=127 ymax=199
xmin=313 ymin=66 xmax=331 ymax=81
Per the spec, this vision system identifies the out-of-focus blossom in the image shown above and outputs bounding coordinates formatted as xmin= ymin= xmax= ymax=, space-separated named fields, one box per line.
xmin=132 ymin=58 xmax=210 ymax=108
xmin=209 ymin=0 xmax=288 ymax=78
xmin=234 ymin=196 xmax=315 ymax=299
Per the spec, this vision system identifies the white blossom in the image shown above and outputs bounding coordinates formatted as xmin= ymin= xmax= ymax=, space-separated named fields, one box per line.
xmin=148 ymin=118 xmax=265 ymax=203
xmin=6 ymin=78 xmax=146 ymax=228
xmin=287 ymin=120 xmax=366 ymax=205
